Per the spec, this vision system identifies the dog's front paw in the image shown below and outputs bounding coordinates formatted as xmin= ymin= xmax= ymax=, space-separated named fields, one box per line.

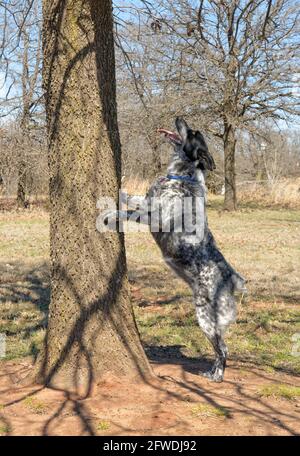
xmin=97 ymin=209 xmax=119 ymax=231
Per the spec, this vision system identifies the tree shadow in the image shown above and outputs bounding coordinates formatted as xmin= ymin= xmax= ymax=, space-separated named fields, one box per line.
xmin=0 ymin=262 xmax=49 ymax=361
xmin=0 ymin=262 xmax=50 ymax=312
xmin=143 ymin=344 xmax=300 ymax=435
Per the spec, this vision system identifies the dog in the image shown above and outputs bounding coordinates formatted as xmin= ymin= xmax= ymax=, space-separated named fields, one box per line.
xmin=104 ymin=117 xmax=246 ymax=382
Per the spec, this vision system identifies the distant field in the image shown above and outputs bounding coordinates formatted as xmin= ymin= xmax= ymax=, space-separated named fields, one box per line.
xmin=0 ymin=199 xmax=299 ymax=375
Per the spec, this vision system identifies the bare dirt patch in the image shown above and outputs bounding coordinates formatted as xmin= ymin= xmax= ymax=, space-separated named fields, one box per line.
xmin=0 ymin=356 xmax=299 ymax=436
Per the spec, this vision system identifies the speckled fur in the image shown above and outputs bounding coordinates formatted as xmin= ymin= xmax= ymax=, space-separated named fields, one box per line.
xmin=108 ymin=118 xmax=246 ymax=382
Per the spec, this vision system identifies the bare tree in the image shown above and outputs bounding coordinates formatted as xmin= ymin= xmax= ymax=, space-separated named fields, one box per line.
xmin=0 ymin=120 xmax=47 ymax=199
xmin=0 ymin=0 xmax=43 ymax=206
xmin=115 ymin=0 xmax=300 ymax=209
xmin=18 ymin=21 xmax=42 ymax=206
xmin=115 ymin=23 xmax=178 ymax=176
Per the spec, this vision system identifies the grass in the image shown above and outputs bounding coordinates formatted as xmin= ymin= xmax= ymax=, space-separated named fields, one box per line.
xmin=0 ymin=212 xmax=49 ymax=259
xmin=190 ymin=403 xmax=230 ymax=418
xmin=23 ymin=397 xmax=48 ymax=415
xmin=97 ymin=420 xmax=110 ymax=431
xmin=258 ymin=384 xmax=300 ymax=401
xmin=238 ymin=177 xmax=300 ymax=209
xmin=0 ymin=423 xmax=11 ymax=435
xmin=0 ymin=201 xmax=299 ymax=378
xmin=136 ymin=301 xmax=300 ymax=374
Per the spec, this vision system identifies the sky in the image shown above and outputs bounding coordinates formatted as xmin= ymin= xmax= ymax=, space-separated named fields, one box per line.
xmin=0 ymin=0 xmax=299 ymax=131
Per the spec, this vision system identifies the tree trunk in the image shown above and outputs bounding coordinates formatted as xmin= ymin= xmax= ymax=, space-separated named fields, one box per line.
xmin=17 ymin=161 xmax=27 ymax=208
xmin=0 ymin=175 xmax=4 ymax=197
xmin=151 ymin=144 xmax=162 ymax=177
xmin=223 ymin=123 xmax=237 ymax=211
xmin=39 ymin=0 xmax=151 ymax=392
xmin=17 ymin=114 xmax=29 ymax=209
xmin=17 ymin=29 xmax=30 ymax=209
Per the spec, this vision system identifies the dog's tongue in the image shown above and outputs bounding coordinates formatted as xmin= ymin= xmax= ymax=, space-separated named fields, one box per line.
xmin=158 ymin=128 xmax=182 ymax=144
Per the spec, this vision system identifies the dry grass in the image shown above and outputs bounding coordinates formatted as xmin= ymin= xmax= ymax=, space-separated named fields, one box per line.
xmin=122 ymin=177 xmax=150 ymax=197
xmin=258 ymin=384 xmax=300 ymax=401
xmin=190 ymin=403 xmax=230 ymax=418
xmin=23 ymin=397 xmax=49 ymax=415
xmin=123 ymin=176 xmax=300 ymax=209
xmin=238 ymin=177 xmax=300 ymax=209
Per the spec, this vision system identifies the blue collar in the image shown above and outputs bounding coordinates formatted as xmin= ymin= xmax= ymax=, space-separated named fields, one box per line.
xmin=166 ymin=174 xmax=198 ymax=184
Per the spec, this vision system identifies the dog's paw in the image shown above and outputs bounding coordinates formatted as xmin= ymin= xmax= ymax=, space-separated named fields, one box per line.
xmin=199 ymin=368 xmax=224 ymax=383
xmin=98 ymin=209 xmax=119 ymax=231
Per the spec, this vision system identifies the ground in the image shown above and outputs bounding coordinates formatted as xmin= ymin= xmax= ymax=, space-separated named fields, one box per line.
xmin=0 ymin=197 xmax=299 ymax=435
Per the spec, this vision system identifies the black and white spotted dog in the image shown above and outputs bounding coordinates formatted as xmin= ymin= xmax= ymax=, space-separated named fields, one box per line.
xmin=105 ymin=117 xmax=246 ymax=382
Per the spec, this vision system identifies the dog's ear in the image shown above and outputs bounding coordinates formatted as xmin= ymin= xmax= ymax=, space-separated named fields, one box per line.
xmin=194 ymin=130 xmax=215 ymax=170
xmin=175 ymin=117 xmax=189 ymax=143
xmin=197 ymin=149 xmax=216 ymax=171
xmin=195 ymin=131 xmax=208 ymax=154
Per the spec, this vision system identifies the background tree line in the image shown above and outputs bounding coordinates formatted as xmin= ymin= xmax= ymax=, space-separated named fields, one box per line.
xmin=0 ymin=0 xmax=299 ymax=209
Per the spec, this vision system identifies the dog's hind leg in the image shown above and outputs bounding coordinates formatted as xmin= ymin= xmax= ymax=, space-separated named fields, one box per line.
xmin=194 ymin=299 xmax=228 ymax=382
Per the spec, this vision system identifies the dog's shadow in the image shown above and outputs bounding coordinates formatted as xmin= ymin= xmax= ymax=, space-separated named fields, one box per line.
xmin=145 ymin=344 xmax=212 ymax=375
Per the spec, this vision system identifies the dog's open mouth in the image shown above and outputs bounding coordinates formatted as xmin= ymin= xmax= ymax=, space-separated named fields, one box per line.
xmin=157 ymin=128 xmax=182 ymax=145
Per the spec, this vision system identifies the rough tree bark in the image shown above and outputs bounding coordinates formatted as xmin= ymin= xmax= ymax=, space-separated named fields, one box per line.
xmin=39 ymin=0 xmax=151 ymax=391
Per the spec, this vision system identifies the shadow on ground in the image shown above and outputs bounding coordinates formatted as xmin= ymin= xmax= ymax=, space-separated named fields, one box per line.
xmin=0 ymin=350 xmax=299 ymax=436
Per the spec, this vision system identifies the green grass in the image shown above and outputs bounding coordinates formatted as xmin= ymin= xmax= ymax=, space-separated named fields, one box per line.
xmin=0 ymin=423 xmax=11 ymax=435
xmin=0 ymin=298 xmax=47 ymax=360
xmin=190 ymin=403 xmax=230 ymax=418
xmin=136 ymin=302 xmax=300 ymax=375
xmin=258 ymin=384 xmax=300 ymax=401
xmin=0 ymin=211 xmax=49 ymax=361
xmin=23 ymin=397 xmax=48 ymax=415
xmin=97 ymin=420 xmax=110 ymax=431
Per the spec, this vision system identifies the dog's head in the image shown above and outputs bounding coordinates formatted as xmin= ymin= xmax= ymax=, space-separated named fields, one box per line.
xmin=158 ymin=117 xmax=215 ymax=171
